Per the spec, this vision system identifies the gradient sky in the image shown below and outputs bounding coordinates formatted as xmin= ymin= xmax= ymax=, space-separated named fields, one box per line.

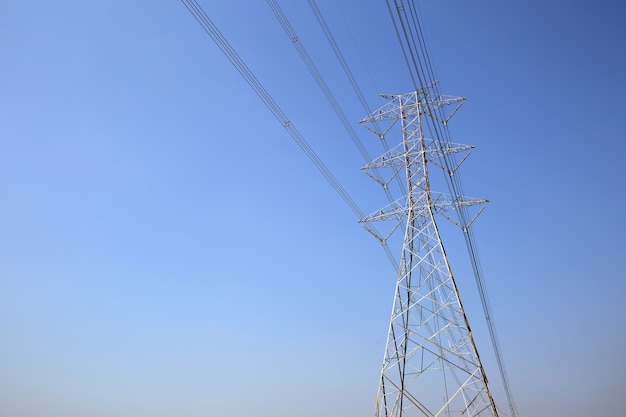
xmin=1 ymin=1 xmax=625 ymax=416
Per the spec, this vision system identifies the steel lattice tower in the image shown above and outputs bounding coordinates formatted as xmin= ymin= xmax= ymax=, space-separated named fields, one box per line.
xmin=359 ymin=88 xmax=498 ymax=417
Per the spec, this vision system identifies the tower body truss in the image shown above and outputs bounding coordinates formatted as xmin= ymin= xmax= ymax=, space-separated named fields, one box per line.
xmin=360 ymin=90 xmax=498 ymax=417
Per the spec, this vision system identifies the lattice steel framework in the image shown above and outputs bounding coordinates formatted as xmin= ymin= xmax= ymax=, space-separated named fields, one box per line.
xmin=359 ymin=88 xmax=498 ymax=417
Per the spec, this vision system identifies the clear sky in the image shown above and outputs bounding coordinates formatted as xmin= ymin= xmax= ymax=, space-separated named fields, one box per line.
xmin=1 ymin=1 xmax=625 ymax=416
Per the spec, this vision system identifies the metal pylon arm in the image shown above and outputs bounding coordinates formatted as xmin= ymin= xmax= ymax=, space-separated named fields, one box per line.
xmin=360 ymin=89 xmax=465 ymax=136
xmin=430 ymin=192 xmax=488 ymax=214
xmin=362 ymin=139 xmax=474 ymax=170
xmin=361 ymin=139 xmax=474 ymax=190
xmin=359 ymin=197 xmax=407 ymax=223
xmin=359 ymin=192 xmax=487 ymax=224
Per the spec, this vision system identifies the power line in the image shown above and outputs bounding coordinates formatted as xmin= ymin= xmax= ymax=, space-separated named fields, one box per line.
xmin=266 ymin=1 xmax=372 ymax=166
xmin=267 ymin=0 xmax=402 ymax=207
xmin=181 ymin=0 xmax=516 ymax=413
xmin=307 ymin=0 xmax=407 ymax=198
xmin=179 ymin=0 xmax=397 ymax=266
xmin=385 ymin=1 xmax=519 ymax=415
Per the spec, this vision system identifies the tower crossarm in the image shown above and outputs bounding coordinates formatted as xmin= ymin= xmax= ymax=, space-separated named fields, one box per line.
xmin=425 ymin=141 xmax=474 ymax=161
xmin=362 ymin=139 xmax=473 ymax=171
xmin=430 ymin=192 xmax=488 ymax=215
xmin=361 ymin=139 xmax=474 ymax=190
xmin=359 ymin=192 xmax=487 ymax=224
xmin=430 ymin=192 xmax=489 ymax=231
xmin=360 ymin=88 xmax=465 ymax=136
xmin=359 ymin=197 xmax=408 ymax=223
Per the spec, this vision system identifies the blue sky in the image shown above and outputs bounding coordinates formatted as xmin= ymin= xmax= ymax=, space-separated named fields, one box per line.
xmin=1 ymin=1 xmax=625 ymax=416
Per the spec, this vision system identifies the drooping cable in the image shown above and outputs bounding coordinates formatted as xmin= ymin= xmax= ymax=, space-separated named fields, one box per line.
xmin=179 ymin=0 xmax=397 ymax=266
xmin=267 ymin=1 xmax=369 ymax=159
xmin=266 ymin=0 xmax=402 ymax=268
xmin=266 ymin=0 xmax=395 ymax=203
xmin=404 ymin=2 xmax=518 ymax=415
xmin=386 ymin=1 xmax=519 ymax=415
xmin=307 ymin=0 xmax=379 ymax=130
xmin=307 ymin=0 xmax=407 ymax=198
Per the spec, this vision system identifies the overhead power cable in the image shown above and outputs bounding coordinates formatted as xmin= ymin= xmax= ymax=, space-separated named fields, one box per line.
xmin=266 ymin=2 xmax=372 ymax=170
xmin=308 ymin=0 xmax=377 ymax=128
xmin=179 ymin=0 xmax=396 ymax=266
xmin=386 ymin=1 xmax=519 ymax=415
xmin=266 ymin=0 xmax=397 ymax=206
xmin=307 ymin=0 xmax=406 ymax=197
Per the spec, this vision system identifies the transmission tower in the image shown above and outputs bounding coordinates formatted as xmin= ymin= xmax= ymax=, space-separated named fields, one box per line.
xmin=359 ymin=87 xmax=498 ymax=417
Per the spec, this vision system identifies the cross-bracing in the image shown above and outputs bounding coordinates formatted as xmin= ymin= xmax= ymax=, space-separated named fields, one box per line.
xmin=359 ymin=87 xmax=498 ymax=417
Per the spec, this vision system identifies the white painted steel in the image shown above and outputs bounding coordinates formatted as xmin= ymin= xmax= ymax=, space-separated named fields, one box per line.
xmin=359 ymin=88 xmax=498 ymax=417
